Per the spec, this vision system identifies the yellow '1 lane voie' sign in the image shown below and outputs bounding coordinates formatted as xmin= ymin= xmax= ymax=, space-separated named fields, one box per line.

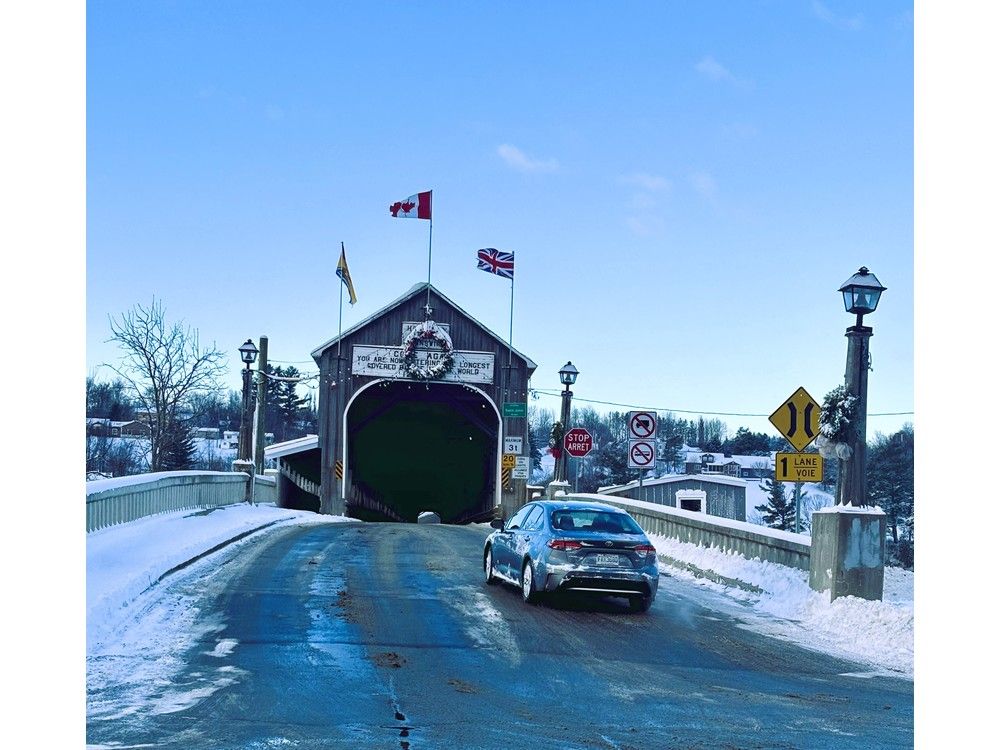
xmin=775 ymin=452 xmax=824 ymax=482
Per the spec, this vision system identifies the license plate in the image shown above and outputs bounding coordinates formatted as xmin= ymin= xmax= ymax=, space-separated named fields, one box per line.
xmin=592 ymin=553 xmax=622 ymax=567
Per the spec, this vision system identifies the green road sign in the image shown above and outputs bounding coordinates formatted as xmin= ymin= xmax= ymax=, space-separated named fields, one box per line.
xmin=502 ymin=402 xmax=527 ymax=418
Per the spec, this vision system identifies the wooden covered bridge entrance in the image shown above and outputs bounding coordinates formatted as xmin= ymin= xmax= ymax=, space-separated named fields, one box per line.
xmin=270 ymin=283 xmax=535 ymax=523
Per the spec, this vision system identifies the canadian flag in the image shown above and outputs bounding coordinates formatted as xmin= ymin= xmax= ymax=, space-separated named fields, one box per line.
xmin=389 ymin=190 xmax=432 ymax=220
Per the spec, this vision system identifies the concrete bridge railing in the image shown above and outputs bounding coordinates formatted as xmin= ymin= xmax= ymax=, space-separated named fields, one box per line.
xmin=567 ymin=492 xmax=812 ymax=571
xmin=86 ymin=470 xmax=277 ymax=532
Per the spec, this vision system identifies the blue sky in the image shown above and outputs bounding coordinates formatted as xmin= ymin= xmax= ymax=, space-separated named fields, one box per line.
xmin=86 ymin=0 xmax=913 ymax=437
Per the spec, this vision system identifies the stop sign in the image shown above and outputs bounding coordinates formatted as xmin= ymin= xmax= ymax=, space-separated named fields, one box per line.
xmin=563 ymin=427 xmax=594 ymax=458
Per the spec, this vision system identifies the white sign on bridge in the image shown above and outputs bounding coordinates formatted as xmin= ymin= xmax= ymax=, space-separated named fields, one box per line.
xmin=351 ymin=345 xmax=495 ymax=384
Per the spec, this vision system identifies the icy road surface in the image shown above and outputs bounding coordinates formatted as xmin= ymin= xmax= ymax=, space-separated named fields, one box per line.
xmin=88 ymin=521 xmax=912 ymax=749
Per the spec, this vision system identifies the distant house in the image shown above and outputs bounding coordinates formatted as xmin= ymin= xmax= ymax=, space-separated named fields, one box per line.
xmin=193 ymin=427 xmax=221 ymax=440
xmin=120 ymin=420 xmax=151 ymax=437
xmin=683 ymin=449 xmax=773 ymax=480
xmin=222 ymin=431 xmax=240 ymax=449
xmin=86 ymin=418 xmax=151 ymax=438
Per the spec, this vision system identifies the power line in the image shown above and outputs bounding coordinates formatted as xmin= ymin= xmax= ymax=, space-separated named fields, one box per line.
xmin=528 ymin=388 xmax=913 ymax=418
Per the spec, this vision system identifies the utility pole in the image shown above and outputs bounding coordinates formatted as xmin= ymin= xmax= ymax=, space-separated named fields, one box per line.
xmin=838 ymin=322 xmax=872 ymax=506
xmin=253 ymin=335 xmax=269 ymax=475
xmin=794 ymin=481 xmax=802 ymax=533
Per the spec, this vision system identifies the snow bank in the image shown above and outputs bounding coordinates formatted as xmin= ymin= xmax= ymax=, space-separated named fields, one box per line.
xmin=86 ymin=470 xmax=245 ymax=495
xmin=650 ymin=533 xmax=913 ymax=677
xmin=87 ymin=503 xmax=354 ymax=652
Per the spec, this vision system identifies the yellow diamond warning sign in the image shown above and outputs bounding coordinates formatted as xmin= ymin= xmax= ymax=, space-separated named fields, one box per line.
xmin=769 ymin=387 xmax=821 ymax=452
xmin=775 ymin=452 xmax=824 ymax=482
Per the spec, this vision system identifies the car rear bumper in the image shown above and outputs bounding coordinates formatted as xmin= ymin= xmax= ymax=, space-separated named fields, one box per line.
xmin=540 ymin=563 xmax=659 ymax=597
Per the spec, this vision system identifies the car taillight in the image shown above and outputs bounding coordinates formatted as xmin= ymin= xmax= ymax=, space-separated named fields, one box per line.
xmin=634 ymin=544 xmax=657 ymax=556
xmin=548 ymin=539 xmax=583 ymax=551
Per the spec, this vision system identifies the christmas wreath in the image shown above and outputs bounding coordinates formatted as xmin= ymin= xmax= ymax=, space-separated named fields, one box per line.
xmin=401 ymin=320 xmax=455 ymax=380
xmin=548 ymin=421 xmax=564 ymax=460
xmin=816 ymin=384 xmax=858 ymax=460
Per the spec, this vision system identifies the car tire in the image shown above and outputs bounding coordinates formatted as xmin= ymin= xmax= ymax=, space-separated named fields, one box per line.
xmin=484 ymin=547 xmax=497 ymax=586
xmin=629 ymin=594 xmax=653 ymax=614
xmin=521 ymin=560 xmax=539 ymax=604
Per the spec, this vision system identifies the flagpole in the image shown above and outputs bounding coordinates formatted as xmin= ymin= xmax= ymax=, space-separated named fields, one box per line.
xmin=504 ymin=272 xmax=514 ymax=412
xmin=508 ymin=270 xmax=514 ymax=377
xmin=426 ymin=217 xmax=433 ymax=314
xmin=338 ymin=242 xmax=345 ymax=358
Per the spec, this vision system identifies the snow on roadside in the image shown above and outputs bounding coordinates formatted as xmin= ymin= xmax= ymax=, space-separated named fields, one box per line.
xmin=87 ymin=503 xmax=354 ymax=652
xmin=649 ymin=532 xmax=913 ymax=678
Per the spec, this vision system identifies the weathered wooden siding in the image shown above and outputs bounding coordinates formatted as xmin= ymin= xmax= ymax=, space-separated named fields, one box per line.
xmin=315 ymin=285 xmax=533 ymax=517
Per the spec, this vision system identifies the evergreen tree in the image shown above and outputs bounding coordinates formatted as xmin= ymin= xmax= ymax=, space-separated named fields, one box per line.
xmin=276 ymin=366 xmax=310 ymax=440
xmin=722 ymin=427 xmax=771 ymax=456
xmin=867 ymin=425 xmax=914 ymax=567
xmin=756 ymin=477 xmax=794 ymax=530
xmin=160 ymin=423 xmax=197 ymax=470
xmin=656 ymin=412 xmax=686 ymax=473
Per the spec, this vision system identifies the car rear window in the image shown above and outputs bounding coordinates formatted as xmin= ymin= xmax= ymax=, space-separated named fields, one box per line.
xmin=549 ymin=509 xmax=643 ymax=534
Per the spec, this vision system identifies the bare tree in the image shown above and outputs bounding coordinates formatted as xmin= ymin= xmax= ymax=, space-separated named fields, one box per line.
xmin=106 ymin=299 xmax=227 ymax=471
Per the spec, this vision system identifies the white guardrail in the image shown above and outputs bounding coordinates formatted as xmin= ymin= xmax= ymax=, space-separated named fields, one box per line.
xmin=86 ymin=470 xmax=278 ymax=532
xmin=568 ymin=492 xmax=812 ymax=571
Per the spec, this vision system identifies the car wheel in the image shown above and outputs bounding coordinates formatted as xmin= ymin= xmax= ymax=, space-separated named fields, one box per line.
xmin=484 ymin=547 xmax=497 ymax=586
xmin=629 ymin=594 xmax=653 ymax=614
xmin=521 ymin=560 xmax=539 ymax=604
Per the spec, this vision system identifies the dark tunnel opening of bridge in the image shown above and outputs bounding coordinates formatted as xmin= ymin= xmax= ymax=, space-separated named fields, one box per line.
xmin=345 ymin=380 xmax=499 ymax=523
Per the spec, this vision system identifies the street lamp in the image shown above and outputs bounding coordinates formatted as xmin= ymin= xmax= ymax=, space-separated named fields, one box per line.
xmin=238 ymin=339 xmax=259 ymax=462
xmin=555 ymin=361 xmax=579 ymax=482
xmin=836 ymin=267 xmax=886 ymax=507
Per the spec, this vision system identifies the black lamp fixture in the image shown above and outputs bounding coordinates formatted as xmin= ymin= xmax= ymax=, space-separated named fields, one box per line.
xmin=239 ymin=339 xmax=259 ymax=368
xmin=838 ymin=267 xmax=886 ymax=327
xmin=558 ymin=361 xmax=579 ymax=387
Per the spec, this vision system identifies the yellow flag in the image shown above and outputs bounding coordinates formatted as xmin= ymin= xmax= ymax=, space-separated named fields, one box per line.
xmin=336 ymin=243 xmax=357 ymax=305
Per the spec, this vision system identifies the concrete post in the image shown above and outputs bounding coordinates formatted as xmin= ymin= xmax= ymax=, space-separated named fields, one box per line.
xmin=546 ymin=480 xmax=571 ymax=499
xmin=809 ymin=506 xmax=886 ymax=601
xmin=232 ymin=459 xmax=254 ymax=502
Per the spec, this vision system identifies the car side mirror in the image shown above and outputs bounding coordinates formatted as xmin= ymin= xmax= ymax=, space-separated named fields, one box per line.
xmin=490 ymin=518 xmax=505 ymax=531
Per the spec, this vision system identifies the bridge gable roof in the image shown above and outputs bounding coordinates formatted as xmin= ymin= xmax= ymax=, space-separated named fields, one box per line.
xmin=310 ymin=282 xmax=537 ymax=374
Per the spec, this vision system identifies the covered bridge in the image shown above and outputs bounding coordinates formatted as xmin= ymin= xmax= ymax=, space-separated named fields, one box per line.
xmin=275 ymin=282 xmax=536 ymax=523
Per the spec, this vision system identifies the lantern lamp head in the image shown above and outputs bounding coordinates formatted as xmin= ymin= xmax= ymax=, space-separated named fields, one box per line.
xmin=838 ymin=267 xmax=886 ymax=317
xmin=558 ymin=361 xmax=579 ymax=386
xmin=239 ymin=339 xmax=259 ymax=366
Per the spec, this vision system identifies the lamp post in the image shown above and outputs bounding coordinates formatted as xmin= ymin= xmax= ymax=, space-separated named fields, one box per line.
xmin=237 ymin=338 xmax=259 ymax=463
xmin=836 ymin=267 xmax=886 ymax=507
xmin=554 ymin=361 xmax=579 ymax=483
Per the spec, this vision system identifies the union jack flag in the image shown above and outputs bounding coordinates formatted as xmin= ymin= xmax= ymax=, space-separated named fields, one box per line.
xmin=476 ymin=248 xmax=514 ymax=279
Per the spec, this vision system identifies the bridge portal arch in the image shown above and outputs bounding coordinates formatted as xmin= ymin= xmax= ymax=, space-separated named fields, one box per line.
xmin=341 ymin=378 xmax=501 ymax=522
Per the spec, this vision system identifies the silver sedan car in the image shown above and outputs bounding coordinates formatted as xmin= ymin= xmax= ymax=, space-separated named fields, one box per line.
xmin=483 ymin=499 xmax=659 ymax=612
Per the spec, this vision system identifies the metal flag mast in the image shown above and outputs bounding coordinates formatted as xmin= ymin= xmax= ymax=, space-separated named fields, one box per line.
xmin=425 ymin=215 xmax=433 ymax=318
xmin=506 ymin=268 xmax=514 ymax=402
xmin=338 ymin=242 xmax=345 ymax=358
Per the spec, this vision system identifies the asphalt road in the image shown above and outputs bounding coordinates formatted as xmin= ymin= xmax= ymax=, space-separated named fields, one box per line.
xmin=87 ymin=521 xmax=913 ymax=749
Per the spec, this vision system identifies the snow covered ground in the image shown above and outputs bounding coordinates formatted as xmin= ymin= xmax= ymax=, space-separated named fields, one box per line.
xmin=649 ymin=532 xmax=913 ymax=678
xmin=87 ymin=504 xmax=354 ymax=654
